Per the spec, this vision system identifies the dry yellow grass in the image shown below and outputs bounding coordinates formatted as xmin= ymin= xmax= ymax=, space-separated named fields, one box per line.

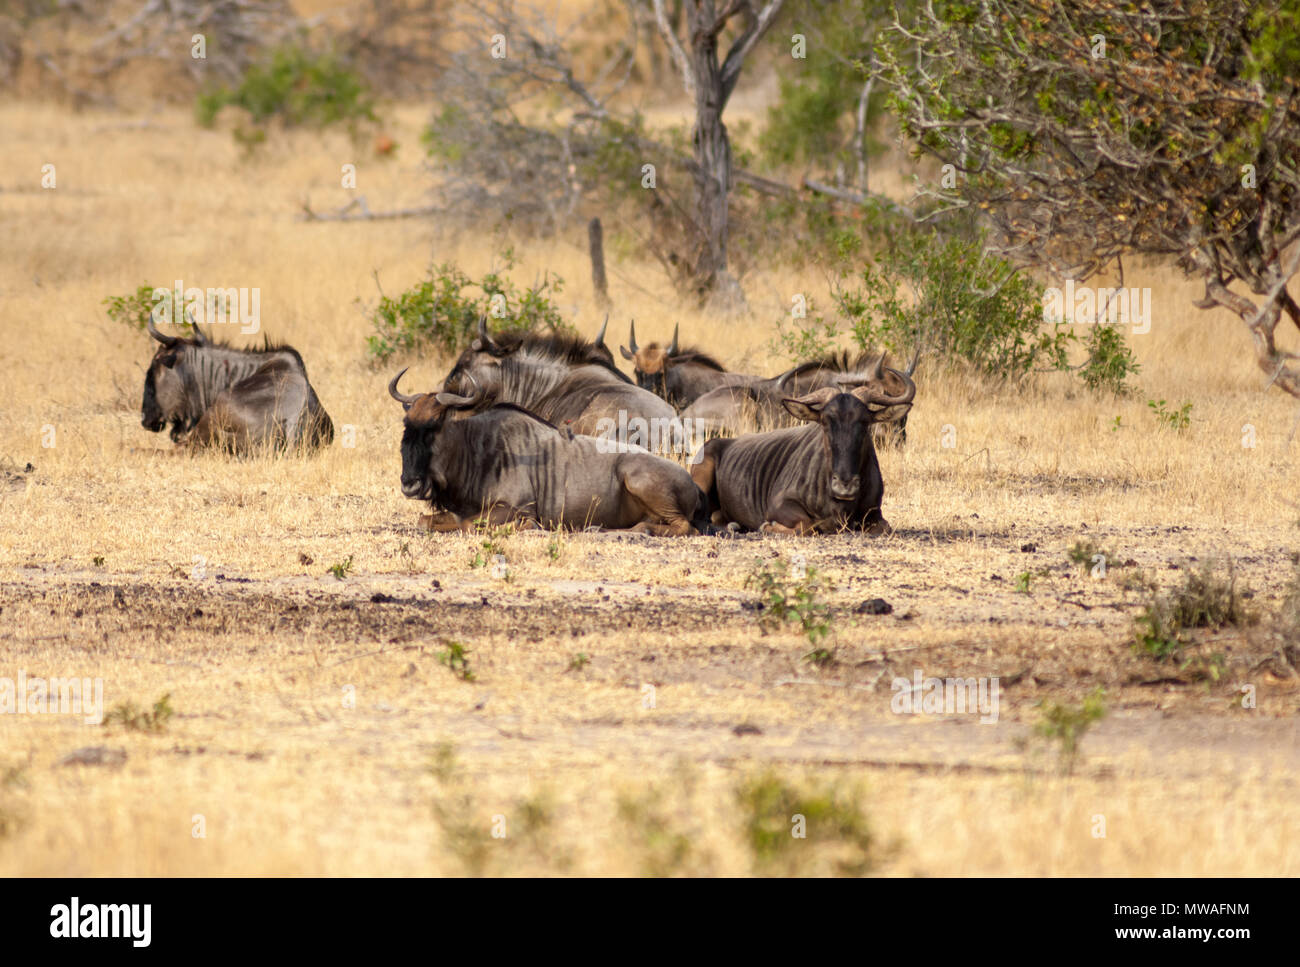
xmin=1 ymin=96 xmax=1298 ymax=876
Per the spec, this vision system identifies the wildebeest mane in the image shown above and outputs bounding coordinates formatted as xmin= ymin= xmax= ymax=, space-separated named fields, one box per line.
xmin=491 ymin=332 xmax=632 ymax=383
xmin=672 ymin=347 xmax=727 ymax=371
xmin=786 ymin=349 xmax=875 ymax=376
xmin=487 ymin=402 xmax=562 ymax=430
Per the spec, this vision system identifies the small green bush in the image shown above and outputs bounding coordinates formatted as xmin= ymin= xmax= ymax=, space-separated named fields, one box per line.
xmin=366 ymin=252 xmax=573 ymax=361
xmin=196 ymin=44 xmax=375 ymax=134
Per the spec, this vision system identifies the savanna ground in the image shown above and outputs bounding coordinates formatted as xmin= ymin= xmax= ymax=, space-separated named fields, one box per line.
xmin=3 ymin=63 xmax=1300 ymax=874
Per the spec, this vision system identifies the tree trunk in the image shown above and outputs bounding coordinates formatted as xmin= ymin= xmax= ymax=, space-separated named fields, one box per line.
xmin=685 ymin=4 xmax=743 ymax=312
xmin=588 ymin=217 xmax=611 ymax=310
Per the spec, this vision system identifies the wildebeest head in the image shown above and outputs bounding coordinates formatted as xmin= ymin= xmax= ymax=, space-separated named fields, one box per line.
xmin=390 ymin=368 xmax=482 ymax=500
xmin=619 ymin=320 xmax=681 ymax=396
xmin=781 ymin=360 xmax=916 ymax=502
xmin=777 ymin=349 xmax=920 ymax=443
xmin=141 ymin=315 xmax=208 ymax=442
xmin=441 ymin=316 xmax=629 ymax=402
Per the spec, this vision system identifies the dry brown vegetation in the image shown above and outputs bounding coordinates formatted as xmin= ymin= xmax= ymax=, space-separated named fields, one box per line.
xmin=2 ymin=41 xmax=1299 ymax=875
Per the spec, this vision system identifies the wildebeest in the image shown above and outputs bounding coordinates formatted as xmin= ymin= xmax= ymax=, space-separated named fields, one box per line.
xmin=619 ymin=321 xmax=754 ymax=408
xmin=440 ymin=319 xmax=682 ymax=450
xmin=681 ymin=349 xmax=919 ymax=445
xmin=390 ymin=370 xmax=706 ymax=535
xmin=141 ymin=318 xmax=333 ymax=453
xmin=690 ymin=361 xmax=916 ymax=535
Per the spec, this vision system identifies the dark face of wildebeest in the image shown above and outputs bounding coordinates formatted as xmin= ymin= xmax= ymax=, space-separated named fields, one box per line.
xmin=390 ymin=370 xmax=479 ymax=500
xmin=620 ymin=320 xmax=678 ymax=398
xmin=783 ymin=389 xmax=883 ymax=502
xmin=618 ymin=321 xmax=745 ymax=407
xmin=141 ymin=317 xmax=208 ymax=442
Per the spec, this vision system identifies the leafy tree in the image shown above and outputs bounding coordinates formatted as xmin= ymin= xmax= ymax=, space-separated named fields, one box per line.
xmin=879 ymin=1 xmax=1300 ymax=399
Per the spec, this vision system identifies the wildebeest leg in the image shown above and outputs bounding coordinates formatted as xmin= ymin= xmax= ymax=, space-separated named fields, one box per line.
xmin=689 ymin=437 xmax=732 ymax=527
xmin=421 ymin=510 xmax=472 ymax=532
xmin=186 ymin=401 xmax=246 ymax=454
xmin=862 ymin=507 xmax=892 ymax=537
xmin=759 ymin=499 xmax=818 ymax=535
xmin=621 ymin=466 xmax=699 ymax=536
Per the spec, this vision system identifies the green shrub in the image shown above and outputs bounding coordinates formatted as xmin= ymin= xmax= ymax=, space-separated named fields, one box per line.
xmin=736 ymin=773 xmax=879 ymax=876
xmin=196 ymin=44 xmax=375 ymax=134
xmin=1133 ymin=563 xmax=1256 ymax=662
xmin=366 ymin=252 xmax=573 ymax=361
xmin=836 ymin=229 xmax=1072 ymax=380
xmin=103 ymin=284 xmax=164 ymax=331
xmin=777 ymin=226 xmax=1140 ymax=394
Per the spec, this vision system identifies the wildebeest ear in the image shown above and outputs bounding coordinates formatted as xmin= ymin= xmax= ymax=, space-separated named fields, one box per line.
xmin=619 ymin=345 xmax=636 ymax=361
xmin=159 ymin=353 xmax=178 ymax=369
xmin=781 ymin=387 xmax=838 ymax=423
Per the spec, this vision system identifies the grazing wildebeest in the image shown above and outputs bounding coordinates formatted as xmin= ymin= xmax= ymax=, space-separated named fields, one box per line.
xmin=389 ymin=370 xmax=706 ymax=535
xmin=690 ymin=362 xmax=917 ymax=535
xmin=619 ymin=321 xmax=754 ymax=408
xmin=440 ymin=319 xmax=682 ymax=451
xmin=681 ymin=349 xmax=920 ymax=445
xmin=141 ymin=319 xmax=333 ymax=453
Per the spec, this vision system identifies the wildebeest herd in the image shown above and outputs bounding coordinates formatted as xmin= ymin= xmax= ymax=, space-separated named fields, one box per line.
xmin=140 ymin=317 xmax=917 ymax=535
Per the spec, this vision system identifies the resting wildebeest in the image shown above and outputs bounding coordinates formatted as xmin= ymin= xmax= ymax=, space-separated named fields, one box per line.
xmin=681 ymin=349 xmax=919 ymax=445
xmin=440 ymin=319 xmax=683 ymax=451
xmin=141 ymin=318 xmax=333 ymax=453
xmin=619 ymin=321 xmax=754 ymax=408
xmin=390 ymin=370 xmax=706 ymax=535
xmin=690 ymin=361 xmax=916 ymax=535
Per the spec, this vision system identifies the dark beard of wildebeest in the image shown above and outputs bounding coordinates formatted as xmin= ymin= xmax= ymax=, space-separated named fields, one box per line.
xmin=439 ymin=317 xmax=684 ymax=452
xmin=690 ymin=363 xmax=917 ymax=535
xmin=389 ymin=369 xmax=709 ymax=535
xmin=619 ymin=321 xmax=757 ymax=409
xmin=681 ymin=348 xmax=920 ymax=446
xmin=141 ymin=317 xmax=333 ymax=453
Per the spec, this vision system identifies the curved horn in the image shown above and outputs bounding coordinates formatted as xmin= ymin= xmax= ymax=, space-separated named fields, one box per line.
xmin=186 ymin=308 xmax=207 ymax=346
xmin=667 ymin=323 xmax=679 ymax=356
xmin=435 ymin=371 xmax=484 ymax=409
xmin=854 ymin=367 xmax=916 ymax=408
xmin=904 ymin=348 xmax=920 ymax=376
xmin=146 ymin=315 xmax=178 ymax=348
xmin=595 ymin=314 xmax=608 ymax=346
xmin=388 ymin=368 xmax=419 ymax=409
xmin=627 ymin=320 xmax=638 ymax=353
xmin=869 ymin=353 xmax=885 ymax=381
xmin=774 ymin=364 xmax=802 ymax=392
xmin=476 ymin=315 xmax=498 ymax=351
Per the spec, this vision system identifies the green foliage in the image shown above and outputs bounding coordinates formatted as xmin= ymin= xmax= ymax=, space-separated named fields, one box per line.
xmin=616 ymin=787 xmax=695 ymax=877
xmin=436 ymin=640 xmax=476 ymax=682
xmin=1147 ymin=399 xmax=1193 ymax=431
xmin=1033 ymin=687 xmax=1106 ymax=775
xmin=103 ymin=284 xmax=162 ymax=331
xmin=104 ymin=693 xmax=174 ymax=733
xmin=736 ymin=773 xmax=879 ymax=876
xmin=469 ymin=521 xmax=513 ymax=569
xmin=567 ymin=653 xmax=590 ymax=672
xmin=835 ymin=228 xmax=1073 ymax=381
xmin=758 ymin=0 xmax=894 ymax=176
xmin=196 ymin=44 xmax=375 ymax=136
xmin=1067 ymin=540 xmax=1117 ymax=575
xmin=366 ymin=252 xmax=572 ymax=361
xmin=1133 ymin=564 xmax=1256 ymax=662
xmin=327 ymin=555 xmax=354 ymax=580
xmin=1079 ymin=325 xmax=1141 ymax=395
xmin=744 ymin=558 xmax=833 ymax=644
